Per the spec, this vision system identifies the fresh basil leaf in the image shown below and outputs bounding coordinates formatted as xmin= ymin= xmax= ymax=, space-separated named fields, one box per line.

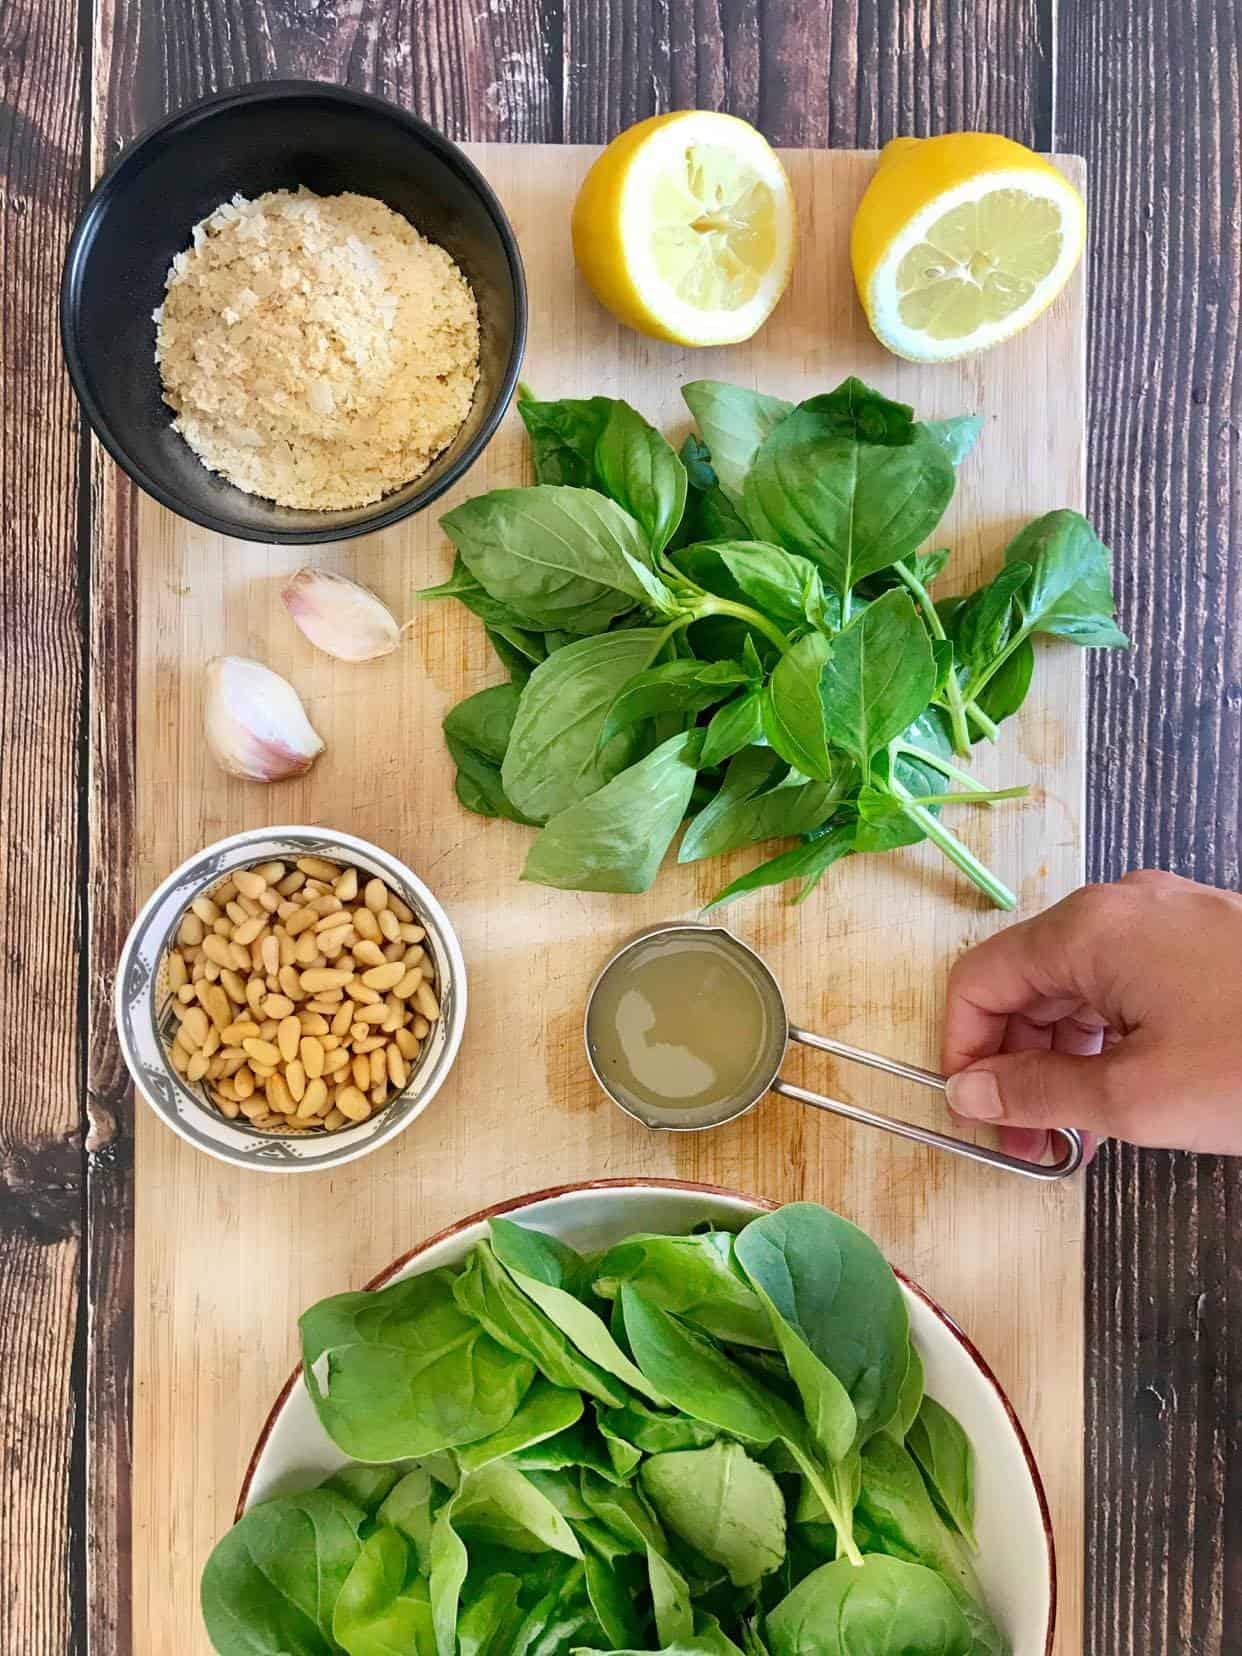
xmin=485 ymin=628 xmax=541 ymax=686
xmin=1002 ymin=508 xmax=1130 ymax=646
xmin=595 ymin=400 xmax=689 ymax=554
xmin=974 ymin=635 xmax=1034 ymax=724
xmin=905 ymin=1396 xmax=977 ymax=1550
xmin=742 ymin=380 xmax=956 ymax=599
xmin=818 ymin=590 xmax=937 ymax=765
xmin=420 ymin=554 xmax=550 ymax=659
xmin=702 ymin=822 xmax=854 ymax=911
xmin=949 ymin=561 xmax=1033 ymax=679
xmin=763 ymin=633 xmax=833 ymax=779
xmin=592 ymin=1230 xmax=777 ymax=1349
xmin=599 ymin=659 xmax=751 ymax=746
xmin=299 ymin=1268 xmax=534 ymax=1462
xmin=680 ymin=432 xmax=718 ymax=493
xmin=442 ymin=486 xmax=658 ymax=634
xmin=642 ymin=1443 xmax=787 ymax=1587
xmin=682 ymin=381 xmax=794 ymax=504
xmin=517 ymin=393 xmax=614 ymax=488
xmin=700 ymin=690 xmax=766 ymax=769
xmin=443 ymin=685 xmax=540 ymax=826
xmin=713 ymin=542 xmax=831 ymax=631
xmin=911 ymin=546 xmax=951 ymax=586
xmin=502 ymin=629 xmax=668 ymax=820
xmin=680 ymin=748 xmax=851 ymax=864
xmin=734 ymin=1204 xmax=909 ymax=1446
xmin=669 ymin=540 xmax=751 ymax=605
xmin=920 ymin=414 xmax=984 ymax=468
xmin=521 ymin=729 xmax=704 ymax=895
xmin=766 ymin=1555 xmax=972 ymax=1656
xmin=333 ymin=1528 xmax=438 ymax=1656
xmin=201 ymin=1489 xmax=368 ymax=1656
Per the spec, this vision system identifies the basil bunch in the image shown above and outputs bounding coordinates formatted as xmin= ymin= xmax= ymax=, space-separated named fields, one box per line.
xmin=425 ymin=379 xmax=1127 ymax=909
xmin=201 ymin=1203 xmax=1008 ymax=1656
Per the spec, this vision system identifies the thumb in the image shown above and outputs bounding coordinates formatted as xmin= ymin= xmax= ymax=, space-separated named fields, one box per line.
xmin=945 ymin=1047 xmax=1123 ymax=1137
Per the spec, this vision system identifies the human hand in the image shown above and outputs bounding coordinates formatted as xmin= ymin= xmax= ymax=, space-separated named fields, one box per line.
xmin=941 ymin=871 xmax=1242 ymax=1161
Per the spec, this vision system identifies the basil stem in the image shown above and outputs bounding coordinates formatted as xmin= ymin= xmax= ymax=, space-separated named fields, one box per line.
xmin=888 ymin=776 xmax=1017 ymax=910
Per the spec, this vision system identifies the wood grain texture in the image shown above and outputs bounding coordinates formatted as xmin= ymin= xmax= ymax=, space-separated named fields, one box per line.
xmin=126 ymin=143 xmax=1087 ymax=1654
xmin=1057 ymin=2 xmax=1242 ymax=1652
xmin=0 ymin=0 xmax=86 ymax=1650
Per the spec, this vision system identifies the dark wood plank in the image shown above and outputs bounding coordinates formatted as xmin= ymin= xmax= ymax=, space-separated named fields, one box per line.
xmin=1058 ymin=3 xmax=1242 ymax=1652
xmin=562 ymin=0 xmax=1049 ymax=147
xmin=0 ymin=0 xmax=87 ymax=1650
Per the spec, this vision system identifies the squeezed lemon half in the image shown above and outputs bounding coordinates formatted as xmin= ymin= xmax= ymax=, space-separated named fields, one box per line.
xmin=572 ymin=111 xmax=796 ymax=346
xmin=851 ymin=133 xmax=1085 ymax=362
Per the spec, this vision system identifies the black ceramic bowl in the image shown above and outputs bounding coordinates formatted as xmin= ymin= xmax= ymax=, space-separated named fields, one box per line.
xmin=61 ymin=82 xmax=526 ymax=543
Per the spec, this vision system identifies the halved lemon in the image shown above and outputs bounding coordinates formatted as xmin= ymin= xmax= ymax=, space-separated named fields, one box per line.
xmin=572 ymin=111 xmax=796 ymax=347
xmin=851 ymin=133 xmax=1085 ymax=363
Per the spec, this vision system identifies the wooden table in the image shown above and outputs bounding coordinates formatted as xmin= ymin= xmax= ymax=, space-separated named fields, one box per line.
xmin=1 ymin=3 xmax=1238 ymax=1653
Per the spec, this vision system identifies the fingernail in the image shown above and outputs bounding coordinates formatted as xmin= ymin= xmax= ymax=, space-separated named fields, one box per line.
xmin=946 ymin=1070 xmax=1004 ymax=1121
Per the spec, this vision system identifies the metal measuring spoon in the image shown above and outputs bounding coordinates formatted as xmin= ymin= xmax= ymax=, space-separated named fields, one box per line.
xmin=584 ymin=923 xmax=1083 ymax=1182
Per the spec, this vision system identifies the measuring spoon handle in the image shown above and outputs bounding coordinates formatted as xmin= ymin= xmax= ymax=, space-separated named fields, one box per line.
xmin=777 ymin=1024 xmax=1084 ymax=1182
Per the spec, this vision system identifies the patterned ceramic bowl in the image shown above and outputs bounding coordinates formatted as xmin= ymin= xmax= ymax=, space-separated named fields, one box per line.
xmin=115 ymin=826 xmax=467 ymax=1172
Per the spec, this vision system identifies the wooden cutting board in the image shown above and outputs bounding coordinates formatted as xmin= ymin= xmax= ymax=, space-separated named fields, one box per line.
xmin=130 ymin=145 xmax=1086 ymax=1652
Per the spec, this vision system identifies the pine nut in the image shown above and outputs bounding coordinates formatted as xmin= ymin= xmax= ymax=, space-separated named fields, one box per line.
xmin=201 ymin=934 xmax=233 ymax=968
xmin=352 ymin=940 xmax=387 ymax=968
xmin=388 ymin=894 xmax=414 ymax=924
xmin=215 ymin=879 xmax=238 ymax=904
xmin=258 ymin=889 xmax=280 ymax=914
xmin=255 ymin=861 xmax=285 ymax=884
xmin=352 ymin=1035 xmax=385 ymax=1053
xmin=178 ymin=914 xmax=204 ymax=947
xmin=306 ymin=995 xmax=343 ymax=1013
xmin=278 ymin=931 xmax=297 ymax=967
xmin=298 ymin=1078 xmax=329 ymax=1119
xmin=356 ymin=1003 xmax=389 ymax=1026
xmin=224 ymin=901 xmax=249 ymax=927
xmin=378 ymin=909 xmax=401 ymax=942
xmin=299 ymin=1012 xmax=329 ymax=1036
xmin=323 ymin=1108 xmax=346 ymax=1130
xmin=345 ymin=980 xmax=379 ymax=1005
xmin=354 ymin=908 xmax=380 ymax=942
xmin=181 ymin=1007 xmax=209 ymax=1048
xmin=167 ymin=952 xmax=188 ymax=990
xmin=232 ymin=914 xmax=266 ymax=947
xmin=300 ymin=1036 xmax=325 ymax=1079
xmin=221 ymin=968 xmax=249 ymax=1006
xmin=246 ymin=977 xmax=268 ymax=1013
xmin=186 ymin=1051 xmax=210 ymax=1082
xmin=294 ymin=932 xmax=321 ymax=967
xmin=234 ymin=869 xmax=268 ymax=899
xmin=394 ymin=967 xmax=423 ymax=999
xmin=401 ymin=924 xmax=427 ymax=944
xmin=191 ymin=895 xmax=220 ymax=924
xmin=370 ymin=1082 xmax=388 ymax=1106
xmin=297 ymin=856 xmax=341 ymax=880
xmin=276 ymin=871 xmax=306 ymax=897
xmin=301 ymin=967 xmax=353 ymax=993
xmin=364 ymin=878 xmax=387 ymax=912
xmin=275 ymin=1016 xmax=300 ymax=1064
xmin=217 ymin=1049 xmax=248 ymax=1076
xmin=217 ymin=1097 xmax=240 ymax=1120
xmin=334 ymin=868 xmax=359 ymax=901
xmin=412 ymin=1015 xmax=430 ymax=1039
xmin=177 ymin=984 xmax=196 ymax=1005
xmin=383 ymin=940 xmax=405 ymax=963
xmin=320 ymin=1034 xmax=341 ymax=1052
xmin=387 ymin=1046 xmax=409 ymax=1089
xmin=239 ymin=1096 xmax=266 ymax=1121
xmin=395 ymin=1027 xmax=419 ymax=1059
xmin=279 ymin=965 xmax=304 ymax=1000
xmin=361 ymin=961 xmax=405 ymax=991
xmin=263 ymin=994 xmax=295 ymax=1020
xmin=336 ymin=1087 xmax=371 ymax=1122
xmin=324 ymin=1047 xmax=350 ymax=1076
xmin=331 ymin=1004 xmax=353 ymax=1038
xmin=318 ymin=928 xmax=351 ymax=958
xmin=234 ymin=1065 xmax=255 ymax=1100
xmin=285 ymin=905 xmax=318 ymax=938
xmin=414 ymin=983 xmax=440 ymax=1021
xmin=382 ymin=999 xmax=404 ymax=1033
xmin=242 ymin=1037 xmax=281 ymax=1066
xmin=368 ymin=1048 xmax=386 ymax=1089
xmin=266 ymin=1074 xmax=294 ymax=1114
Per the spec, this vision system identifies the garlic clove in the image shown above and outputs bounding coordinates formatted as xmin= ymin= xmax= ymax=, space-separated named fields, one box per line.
xmin=204 ymin=656 xmax=326 ymax=782
xmin=281 ymin=567 xmax=401 ymax=663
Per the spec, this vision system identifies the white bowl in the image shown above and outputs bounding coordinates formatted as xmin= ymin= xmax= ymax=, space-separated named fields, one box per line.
xmin=239 ymin=1179 xmax=1054 ymax=1654
xmin=115 ymin=825 xmax=467 ymax=1172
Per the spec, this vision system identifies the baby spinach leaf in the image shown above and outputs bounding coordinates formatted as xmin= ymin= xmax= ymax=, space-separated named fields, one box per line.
xmin=1003 ymin=508 xmax=1129 ymax=646
xmin=377 ymin=1469 xmax=436 ymax=1567
xmin=318 ymin=1464 xmax=402 ymax=1515
xmin=502 ymin=630 xmax=668 ymax=821
xmin=763 ymin=633 xmax=833 ymax=779
xmin=517 ymin=392 xmax=615 ymax=488
xmin=649 ymin=1543 xmax=696 ymax=1645
xmin=620 ymin=1286 xmax=805 ymax=1450
xmin=489 ymin=1217 xmax=594 ymax=1295
xmin=457 ymin=1381 xmax=586 ymax=1473
xmin=596 ymin=1397 xmax=720 ymax=1456
xmin=453 ymin=1243 xmax=629 ymax=1407
xmin=743 ymin=381 xmax=956 ymax=598
xmin=817 ymin=589 xmax=937 ymax=766
xmin=700 ymin=691 xmax=766 ymax=769
xmin=734 ymin=1205 xmax=909 ymax=1447
xmin=905 ymin=1397 xmax=976 ymax=1550
xmin=592 ymin=1230 xmax=777 ymax=1349
xmin=854 ymin=1437 xmax=1006 ymax=1656
xmin=429 ymin=1496 xmax=470 ymax=1656
xmin=920 ymin=414 xmax=984 ymax=468
xmin=702 ymin=822 xmax=854 ymax=912
xmin=580 ymin=1469 xmax=668 ymax=1554
xmin=765 ymin=1554 xmax=972 ymax=1656
xmin=299 ymin=1269 xmax=534 ymax=1462
xmin=492 ymin=1227 xmax=669 ymax=1403
xmin=584 ymin=1551 xmax=644 ymax=1647
xmin=880 ymin=1343 xmax=925 ymax=1444
xmin=333 ymin=1528 xmax=437 ymax=1656
xmin=714 ymin=543 xmax=831 ymax=631
xmin=600 ymin=659 xmax=752 ymax=746
xmin=458 ymin=1574 xmax=523 ymax=1656
xmin=515 ymin=1415 xmax=638 ymax=1484
xmin=680 ymin=749 xmax=852 ymax=864
xmin=453 ymin=1460 xmax=584 ymax=1558
xmin=443 ymin=486 xmax=658 ymax=634
xmin=641 ymin=1443 xmax=787 ymax=1587
xmin=595 ymin=400 xmax=689 ymax=555
xmin=682 ymin=382 xmax=794 ymax=504
xmin=201 ymin=1488 xmax=367 ymax=1656
xmin=444 ymin=685 xmax=540 ymax=826
xmin=521 ymin=729 xmax=704 ymax=895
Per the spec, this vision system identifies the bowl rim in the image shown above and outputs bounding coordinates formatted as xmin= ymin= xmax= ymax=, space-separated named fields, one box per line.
xmin=234 ymin=1176 xmax=1056 ymax=1654
xmin=114 ymin=824 xmax=468 ymax=1172
xmin=60 ymin=78 xmax=528 ymax=544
